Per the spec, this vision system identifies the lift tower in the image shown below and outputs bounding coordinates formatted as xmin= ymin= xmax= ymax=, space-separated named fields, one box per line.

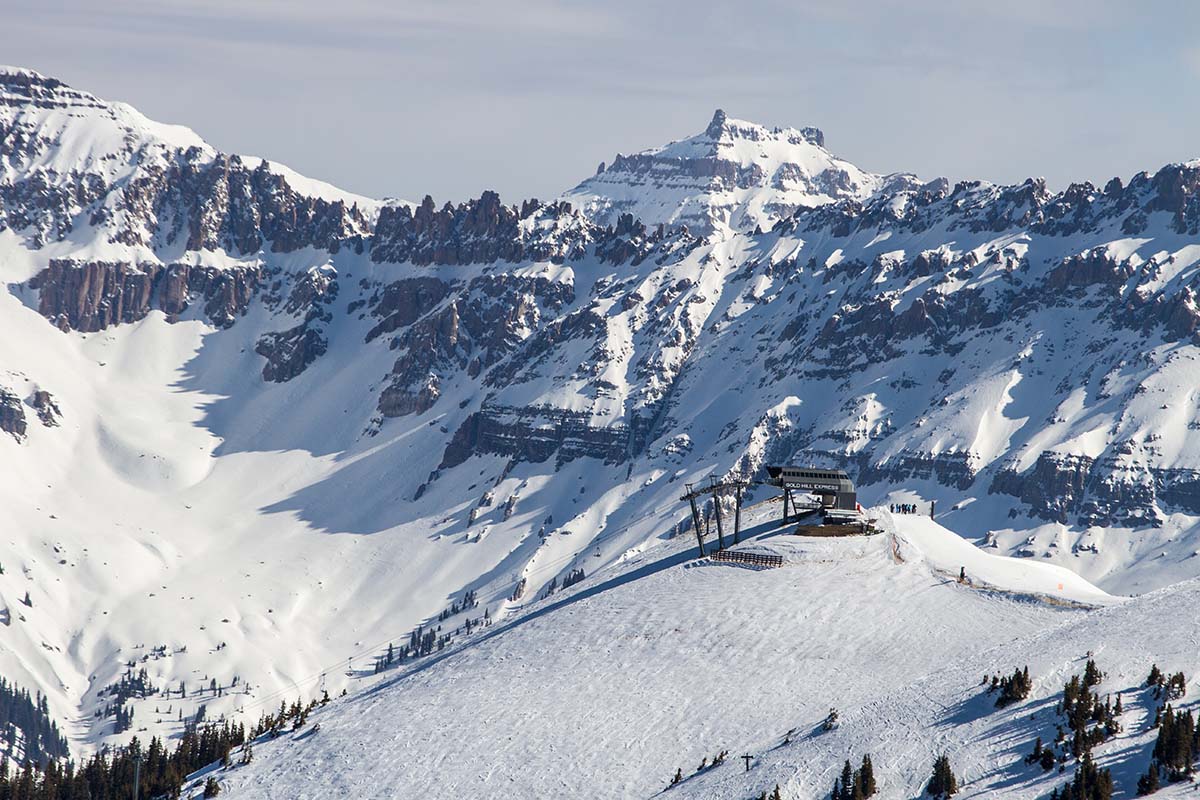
xmin=680 ymin=477 xmax=750 ymax=558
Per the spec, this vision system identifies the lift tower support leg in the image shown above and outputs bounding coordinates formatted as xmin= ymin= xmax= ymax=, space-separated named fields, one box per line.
xmin=733 ymin=485 xmax=743 ymax=544
xmin=713 ymin=490 xmax=726 ymax=551
xmin=687 ymin=491 xmax=706 ymax=558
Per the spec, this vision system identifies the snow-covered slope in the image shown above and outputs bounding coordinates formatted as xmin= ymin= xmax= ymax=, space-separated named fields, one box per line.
xmin=673 ymin=517 xmax=1200 ymax=799
xmin=209 ymin=506 xmax=1200 ymax=799
xmin=563 ymin=109 xmax=920 ymax=236
xmin=6 ymin=64 xmax=1200 ymax=780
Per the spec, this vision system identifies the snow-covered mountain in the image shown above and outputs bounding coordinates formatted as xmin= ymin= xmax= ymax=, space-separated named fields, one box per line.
xmin=6 ymin=65 xmax=1200 ymax=796
xmin=564 ymin=108 xmax=921 ymax=236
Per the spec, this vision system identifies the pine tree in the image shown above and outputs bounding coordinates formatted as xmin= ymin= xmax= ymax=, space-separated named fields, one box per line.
xmin=860 ymin=754 xmax=876 ymax=796
xmin=926 ymin=754 xmax=957 ymax=798
xmin=996 ymin=665 xmax=1033 ymax=707
xmin=1148 ymin=664 xmax=1163 ymax=687
xmin=771 ymin=785 xmax=783 ymax=800
xmin=204 ymin=776 xmax=221 ymax=797
xmin=841 ymin=760 xmax=854 ymax=797
xmin=1060 ymin=751 xmax=1113 ymax=800
xmin=1136 ymin=763 xmax=1160 ymax=795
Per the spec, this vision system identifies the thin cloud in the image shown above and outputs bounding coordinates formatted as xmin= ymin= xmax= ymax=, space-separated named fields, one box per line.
xmin=3 ymin=1 xmax=1199 ymax=203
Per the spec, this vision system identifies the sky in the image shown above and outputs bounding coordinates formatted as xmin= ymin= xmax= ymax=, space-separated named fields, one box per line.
xmin=4 ymin=0 xmax=1200 ymax=204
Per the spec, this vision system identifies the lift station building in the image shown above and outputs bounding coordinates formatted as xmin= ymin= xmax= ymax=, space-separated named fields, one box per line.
xmin=765 ymin=466 xmax=857 ymax=517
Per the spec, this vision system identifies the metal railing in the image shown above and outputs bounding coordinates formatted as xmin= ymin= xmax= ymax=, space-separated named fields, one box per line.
xmin=710 ymin=550 xmax=784 ymax=568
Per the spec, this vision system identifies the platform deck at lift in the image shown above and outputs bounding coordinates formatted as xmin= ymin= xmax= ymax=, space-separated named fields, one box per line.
xmin=792 ymin=525 xmax=868 ymax=537
xmin=792 ymin=520 xmax=878 ymax=537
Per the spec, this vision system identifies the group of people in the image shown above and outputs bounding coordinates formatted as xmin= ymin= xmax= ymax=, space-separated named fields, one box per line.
xmin=890 ymin=502 xmax=921 ymax=515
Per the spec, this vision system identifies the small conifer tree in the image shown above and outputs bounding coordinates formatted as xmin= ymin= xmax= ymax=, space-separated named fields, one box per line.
xmin=1147 ymin=664 xmax=1163 ymax=687
xmin=860 ymin=754 xmax=876 ymax=796
xmin=841 ymin=760 xmax=854 ymax=795
xmin=926 ymin=754 xmax=957 ymax=797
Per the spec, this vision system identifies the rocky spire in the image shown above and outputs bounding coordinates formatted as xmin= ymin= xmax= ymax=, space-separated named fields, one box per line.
xmin=705 ymin=108 xmax=728 ymax=138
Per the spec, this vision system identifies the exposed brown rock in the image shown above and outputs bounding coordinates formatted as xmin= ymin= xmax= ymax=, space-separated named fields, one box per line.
xmin=0 ymin=390 xmax=27 ymax=441
xmin=29 ymin=259 xmax=265 ymax=332
xmin=31 ymin=390 xmax=60 ymax=427
xmin=256 ymin=325 xmax=329 ymax=383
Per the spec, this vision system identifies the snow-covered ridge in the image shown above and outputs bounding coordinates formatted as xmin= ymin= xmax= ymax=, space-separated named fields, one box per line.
xmin=0 ymin=63 xmax=212 ymax=205
xmin=0 ymin=65 xmax=386 ymax=260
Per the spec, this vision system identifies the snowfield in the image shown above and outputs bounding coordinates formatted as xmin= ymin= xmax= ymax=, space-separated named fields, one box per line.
xmin=205 ymin=506 xmax=1200 ymax=800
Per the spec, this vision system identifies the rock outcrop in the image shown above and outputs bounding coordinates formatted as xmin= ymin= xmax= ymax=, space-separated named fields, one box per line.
xmin=0 ymin=390 xmax=27 ymax=441
xmin=993 ymin=452 xmax=1200 ymax=528
xmin=439 ymin=404 xmax=656 ymax=469
xmin=255 ymin=268 xmax=338 ymax=382
xmin=370 ymin=273 xmax=575 ymax=418
xmin=30 ymin=390 xmax=61 ymax=427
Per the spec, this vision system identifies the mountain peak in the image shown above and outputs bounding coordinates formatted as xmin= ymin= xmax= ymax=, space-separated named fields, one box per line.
xmin=0 ymin=65 xmax=94 ymax=109
xmin=701 ymin=107 xmax=825 ymax=150
xmin=563 ymin=110 xmax=890 ymax=235
xmin=0 ymin=64 xmax=48 ymax=80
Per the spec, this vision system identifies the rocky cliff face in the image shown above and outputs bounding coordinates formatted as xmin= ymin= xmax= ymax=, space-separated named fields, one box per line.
xmin=9 ymin=65 xmax=1200 ymax=546
xmin=30 ymin=260 xmax=267 ymax=332
xmin=439 ymin=403 xmax=656 ymax=470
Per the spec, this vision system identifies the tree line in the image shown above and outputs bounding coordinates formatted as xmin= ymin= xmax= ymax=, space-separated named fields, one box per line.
xmin=0 ymin=679 xmax=69 ymax=766
xmin=0 ymin=690 xmax=332 ymax=800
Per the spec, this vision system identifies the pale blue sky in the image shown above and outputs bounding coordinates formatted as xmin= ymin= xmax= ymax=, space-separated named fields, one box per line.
xmin=4 ymin=0 xmax=1199 ymax=203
